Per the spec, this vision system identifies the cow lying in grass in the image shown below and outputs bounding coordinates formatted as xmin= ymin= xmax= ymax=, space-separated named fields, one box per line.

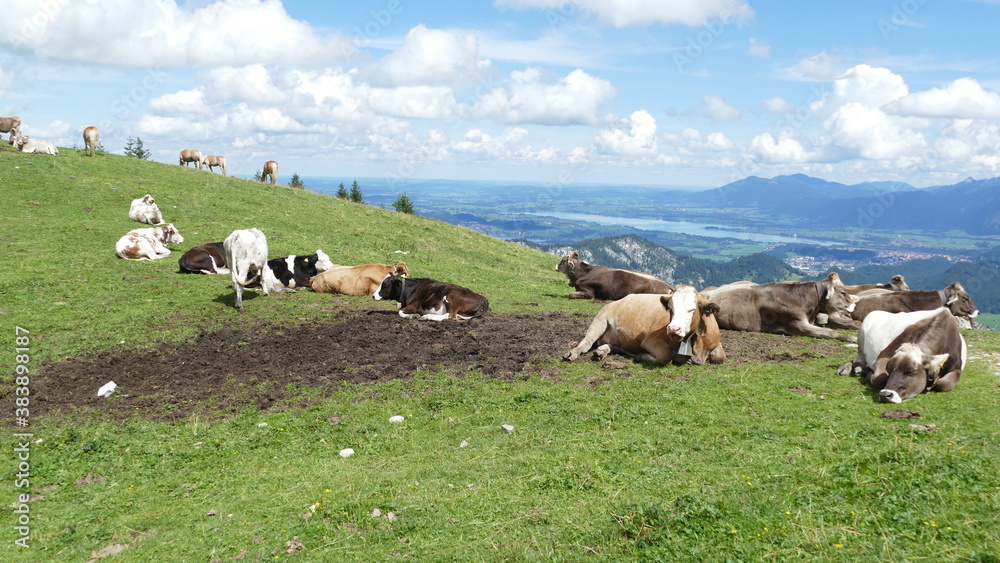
xmin=374 ymin=274 xmax=488 ymax=321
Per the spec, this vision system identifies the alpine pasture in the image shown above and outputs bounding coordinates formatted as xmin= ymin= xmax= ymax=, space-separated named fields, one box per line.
xmin=1 ymin=146 xmax=999 ymax=561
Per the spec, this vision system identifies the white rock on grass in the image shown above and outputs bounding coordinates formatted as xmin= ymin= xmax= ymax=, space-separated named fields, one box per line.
xmin=371 ymin=508 xmax=382 ymax=518
xmin=459 ymin=440 xmax=469 ymax=448
xmin=97 ymin=381 xmax=117 ymax=398
xmin=500 ymin=424 xmax=515 ymax=434
xmin=339 ymin=448 xmax=355 ymax=458
xmin=389 ymin=415 xmax=405 ymax=423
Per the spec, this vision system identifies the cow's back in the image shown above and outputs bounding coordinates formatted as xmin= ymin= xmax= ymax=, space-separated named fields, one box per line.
xmin=311 ymin=265 xmax=389 ymax=295
xmin=852 ymin=291 xmax=940 ymax=321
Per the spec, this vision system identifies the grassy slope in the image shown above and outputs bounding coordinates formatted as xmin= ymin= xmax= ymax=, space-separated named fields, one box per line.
xmin=2 ymin=147 xmax=999 ymax=562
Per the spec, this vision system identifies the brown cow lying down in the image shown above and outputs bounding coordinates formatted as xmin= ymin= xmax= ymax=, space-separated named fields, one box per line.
xmin=556 ymin=251 xmax=673 ymax=300
xmin=703 ymin=272 xmax=859 ymax=342
xmin=837 ymin=308 xmax=966 ymax=403
xmin=564 ymin=285 xmax=725 ymax=366
xmin=374 ymin=274 xmax=489 ymax=321
xmin=310 ymin=262 xmax=410 ymax=296
xmin=850 ymin=281 xmax=979 ymax=324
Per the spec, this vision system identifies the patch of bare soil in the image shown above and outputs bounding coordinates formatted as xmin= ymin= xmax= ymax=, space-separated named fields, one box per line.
xmin=25 ymin=307 xmax=850 ymax=423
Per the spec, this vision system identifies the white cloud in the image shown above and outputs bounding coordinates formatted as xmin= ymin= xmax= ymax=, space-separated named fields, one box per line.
xmin=471 ymin=68 xmax=616 ymax=125
xmin=701 ymin=95 xmax=741 ymax=121
xmin=825 ymin=103 xmax=926 ymax=160
xmin=200 ymin=65 xmax=289 ymax=106
xmin=762 ymin=97 xmax=794 ymax=114
xmin=747 ymin=37 xmax=770 ymax=59
xmin=596 ymin=110 xmax=657 ymax=155
xmin=811 ymin=64 xmax=909 ymax=117
xmin=148 ymin=89 xmax=212 ymax=117
xmin=494 ymin=0 xmax=754 ymax=27
xmin=666 ymin=128 xmax=733 ymax=152
xmin=367 ymin=86 xmax=458 ymax=120
xmin=1 ymin=0 xmax=357 ymax=68
xmin=360 ymin=25 xmax=494 ymax=88
xmin=783 ymin=52 xmax=839 ymax=81
xmin=746 ymin=131 xmax=817 ymax=163
xmin=886 ymin=77 xmax=1000 ymax=119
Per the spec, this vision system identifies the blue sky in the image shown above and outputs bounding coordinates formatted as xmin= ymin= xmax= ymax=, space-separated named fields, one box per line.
xmin=3 ymin=0 xmax=1000 ymax=188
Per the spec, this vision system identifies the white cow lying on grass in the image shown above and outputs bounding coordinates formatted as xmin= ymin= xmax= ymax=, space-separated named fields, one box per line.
xmin=128 ymin=194 xmax=164 ymax=225
xmin=115 ymin=224 xmax=184 ymax=260
xmin=16 ymin=136 xmax=58 ymax=155
xmin=224 ymin=228 xmax=281 ymax=311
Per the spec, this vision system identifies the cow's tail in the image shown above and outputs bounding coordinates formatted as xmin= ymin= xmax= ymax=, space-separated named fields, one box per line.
xmin=460 ymin=298 xmax=490 ymax=320
xmin=235 ymin=270 xmax=261 ymax=287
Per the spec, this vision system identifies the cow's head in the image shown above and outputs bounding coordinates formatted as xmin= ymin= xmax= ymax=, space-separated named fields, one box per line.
xmin=878 ymin=343 xmax=950 ymax=403
xmin=556 ymin=251 xmax=581 ymax=278
xmin=373 ymin=273 xmax=404 ymax=302
xmin=820 ymin=272 xmax=859 ymax=314
xmin=660 ymin=285 xmax=719 ymax=340
xmin=162 ymin=224 xmax=184 ymax=245
xmin=142 ymin=194 xmax=156 ymax=205
xmin=888 ymin=275 xmax=909 ymax=291
xmin=314 ymin=250 xmax=334 ymax=273
xmin=943 ymin=281 xmax=978 ymax=321
xmin=394 ymin=262 xmax=410 ymax=277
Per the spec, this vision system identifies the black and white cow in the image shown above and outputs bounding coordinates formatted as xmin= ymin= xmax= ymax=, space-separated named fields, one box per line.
xmin=836 ymin=307 xmax=967 ymax=403
xmin=373 ymin=274 xmax=489 ymax=321
xmin=244 ymin=250 xmax=334 ymax=291
xmin=178 ymin=242 xmax=229 ymax=274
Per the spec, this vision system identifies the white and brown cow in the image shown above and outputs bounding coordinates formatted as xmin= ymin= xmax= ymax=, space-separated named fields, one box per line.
xmin=310 ymin=262 xmax=410 ymax=296
xmin=179 ymin=149 xmax=203 ymax=169
xmin=555 ymin=251 xmax=673 ymax=301
xmin=261 ymin=160 xmax=278 ymax=185
xmin=850 ymin=282 xmax=979 ymax=324
xmin=178 ymin=242 xmax=229 ymax=274
xmin=83 ymin=125 xmax=99 ymax=157
xmin=374 ymin=274 xmax=488 ymax=321
xmin=16 ymin=136 xmax=58 ymax=155
xmin=1 ymin=116 xmax=22 ymax=142
xmin=564 ymin=285 xmax=725 ymax=366
xmin=845 ymin=275 xmax=909 ymax=295
xmin=224 ymin=228 xmax=279 ymax=311
xmin=703 ymin=272 xmax=859 ymax=342
xmin=201 ymin=155 xmax=227 ymax=176
xmin=837 ymin=308 xmax=966 ymax=403
xmin=128 ymin=194 xmax=164 ymax=225
xmin=115 ymin=224 xmax=184 ymax=260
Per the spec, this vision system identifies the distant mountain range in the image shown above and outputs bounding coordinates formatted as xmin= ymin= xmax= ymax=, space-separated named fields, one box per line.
xmin=671 ymin=174 xmax=1000 ymax=235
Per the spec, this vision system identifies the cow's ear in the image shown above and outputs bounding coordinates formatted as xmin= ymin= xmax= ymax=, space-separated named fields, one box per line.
xmin=659 ymin=293 xmax=673 ymax=309
xmin=927 ymin=353 xmax=949 ymax=374
xmin=701 ymin=302 xmax=720 ymax=316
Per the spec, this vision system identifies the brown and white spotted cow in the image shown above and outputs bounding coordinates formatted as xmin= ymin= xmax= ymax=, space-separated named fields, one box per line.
xmin=563 ymin=285 xmax=724 ymax=366
xmin=373 ymin=274 xmax=488 ymax=321
xmin=128 ymin=194 xmax=164 ymax=225
xmin=555 ymin=251 xmax=673 ymax=301
xmin=703 ymin=272 xmax=859 ymax=342
xmin=837 ymin=308 xmax=966 ymax=403
xmin=310 ymin=262 xmax=410 ymax=296
xmin=178 ymin=242 xmax=229 ymax=274
xmin=115 ymin=224 xmax=184 ymax=260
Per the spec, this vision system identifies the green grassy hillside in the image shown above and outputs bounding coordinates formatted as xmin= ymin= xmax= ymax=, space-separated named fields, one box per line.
xmin=2 ymin=147 xmax=999 ymax=562
xmin=0 ymin=146 xmax=597 ymax=365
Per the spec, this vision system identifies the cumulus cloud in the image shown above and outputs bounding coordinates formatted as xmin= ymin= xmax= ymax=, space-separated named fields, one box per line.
xmin=360 ymin=25 xmax=494 ymax=88
xmin=700 ymin=95 xmax=742 ymax=121
xmin=825 ymin=103 xmax=926 ymax=160
xmin=886 ymin=77 xmax=1000 ymax=119
xmin=367 ymin=86 xmax=459 ymax=120
xmin=783 ymin=52 xmax=839 ymax=81
xmin=494 ymin=0 xmax=754 ymax=27
xmin=2 ymin=0 xmax=357 ymax=68
xmin=668 ymin=128 xmax=733 ymax=152
xmin=471 ymin=68 xmax=616 ymax=125
xmin=746 ymin=132 xmax=818 ymax=163
xmin=762 ymin=97 xmax=794 ymax=114
xmin=811 ymin=64 xmax=909 ymax=117
xmin=596 ymin=110 xmax=657 ymax=155
xmin=148 ymin=89 xmax=213 ymax=117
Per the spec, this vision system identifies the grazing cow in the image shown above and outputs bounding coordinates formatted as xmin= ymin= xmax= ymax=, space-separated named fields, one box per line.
xmin=845 ymin=274 xmax=909 ymax=295
xmin=850 ymin=282 xmax=979 ymax=324
xmin=224 ymin=228 xmax=278 ymax=311
xmin=179 ymin=149 xmax=203 ymax=169
xmin=201 ymin=155 xmax=227 ymax=176
xmin=703 ymin=272 xmax=859 ymax=342
xmin=83 ymin=125 xmax=99 ymax=157
xmin=244 ymin=250 xmax=334 ymax=291
xmin=837 ymin=308 xmax=966 ymax=403
xmin=310 ymin=262 xmax=410 ymax=296
xmin=1 ymin=116 xmax=22 ymax=141
xmin=178 ymin=242 xmax=229 ymax=274
xmin=555 ymin=251 xmax=673 ymax=301
xmin=374 ymin=274 xmax=488 ymax=321
xmin=115 ymin=224 xmax=184 ymax=260
xmin=564 ymin=285 xmax=725 ymax=366
xmin=16 ymin=136 xmax=58 ymax=155
xmin=128 ymin=194 xmax=164 ymax=225
xmin=261 ymin=160 xmax=278 ymax=184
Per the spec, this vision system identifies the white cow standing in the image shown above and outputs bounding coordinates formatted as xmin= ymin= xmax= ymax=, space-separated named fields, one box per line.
xmin=128 ymin=194 xmax=164 ymax=225
xmin=115 ymin=224 xmax=184 ymax=260
xmin=224 ymin=228 xmax=280 ymax=311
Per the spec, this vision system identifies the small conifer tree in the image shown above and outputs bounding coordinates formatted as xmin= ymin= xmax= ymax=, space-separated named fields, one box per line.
xmin=392 ymin=192 xmax=416 ymax=214
xmin=349 ymin=180 xmax=364 ymax=203
xmin=336 ymin=182 xmax=349 ymax=199
xmin=124 ymin=136 xmax=151 ymax=160
xmin=289 ymin=173 xmax=304 ymax=189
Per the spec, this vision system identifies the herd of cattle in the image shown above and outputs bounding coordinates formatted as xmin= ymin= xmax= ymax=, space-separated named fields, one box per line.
xmin=555 ymin=251 xmax=978 ymax=404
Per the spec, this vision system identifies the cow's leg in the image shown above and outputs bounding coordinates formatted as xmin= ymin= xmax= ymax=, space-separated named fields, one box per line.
xmin=568 ymin=290 xmax=593 ymax=299
xmin=867 ymin=358 xmax=890 ymax=390
xmin=931 ymin=369 xmax=962 ymax=392
xmin=787 ymin=319 xmax=858 ymax=343
xmin=836 ymin=353 xmax=866 ymax=376
xmin=232 ymin=279 xmax=244 ymax=311
xmin=637 ymin=334 xmax=673 ymax=366
xmin=564 ymin=316 xmax=610 ymax=361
